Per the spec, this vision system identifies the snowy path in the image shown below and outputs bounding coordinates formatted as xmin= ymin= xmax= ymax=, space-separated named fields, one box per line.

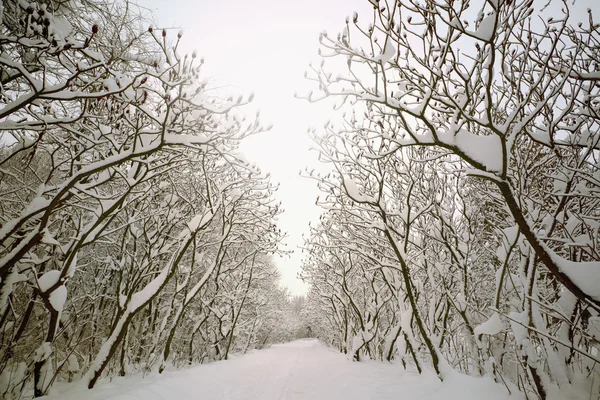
xmin=49 ymin=340 xmax=518 ymax=400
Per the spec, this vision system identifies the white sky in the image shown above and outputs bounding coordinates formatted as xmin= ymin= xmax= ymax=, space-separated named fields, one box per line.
xmin=138 ymin=0 xmax=375 ymax=295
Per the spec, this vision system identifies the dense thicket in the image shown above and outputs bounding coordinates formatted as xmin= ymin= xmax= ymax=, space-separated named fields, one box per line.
xmin=0 ymin=1 xmax=295 ymax=398
xmin=301 ymin=0 xmax=600 ymax=398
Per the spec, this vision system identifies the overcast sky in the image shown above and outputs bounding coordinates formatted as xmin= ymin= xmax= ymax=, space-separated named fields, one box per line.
xmin=137 ymin=0 xmax=377 ymax=295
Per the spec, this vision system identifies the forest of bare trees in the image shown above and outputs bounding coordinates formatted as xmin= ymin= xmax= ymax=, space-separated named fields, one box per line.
xmin=1 ymin=0 xmax=599 ymax=399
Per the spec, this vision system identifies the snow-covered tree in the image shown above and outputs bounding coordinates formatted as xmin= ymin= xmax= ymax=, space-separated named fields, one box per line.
xmin=301 ymin=0 xmax=600 ymax=398
xmin=0 ymin=1 xmax=285 ymax=397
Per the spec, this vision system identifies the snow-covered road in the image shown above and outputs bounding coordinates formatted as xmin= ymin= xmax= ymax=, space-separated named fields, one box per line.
xmin=48 ymin=340 xmax=518 ymax=400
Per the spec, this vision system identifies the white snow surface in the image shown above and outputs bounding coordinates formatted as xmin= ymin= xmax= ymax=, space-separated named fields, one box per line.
xmin=187 ymin=210 xmax=214 ymax=232
xmin=66 ymin=354 xmax=80 ymax=373
xmin=374 ymin=39 xmax=396 ymax=64
xmin=545 ymin=246 xmax=600 ymax=301
xmin=474 ymin=313 xmax=503 ymax=337
xmin=438 ymin=129 xmax=503 ymax=172
xmin=38 ymin=270 xmax=61 ymax=292
xmin=41 ymin=228 xmax=61 ymax=246
xmin=472 ymin=13 xmax=496 ymax=41
xmin=48 ymin=339 xmax=519 ymax=400
xmin=49 ymin=285 xmax=67 ymax=312
xmin=343 ymin=176 xmax=376 ymax=203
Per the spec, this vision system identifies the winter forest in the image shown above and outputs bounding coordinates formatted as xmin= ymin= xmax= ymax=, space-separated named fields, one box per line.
xmin=0 ymin=0 xmax=599 ymax=399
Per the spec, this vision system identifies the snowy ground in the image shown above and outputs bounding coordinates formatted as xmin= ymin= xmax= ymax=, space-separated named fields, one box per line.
xmin=46 ymin=339 xmax=520 ymax=400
